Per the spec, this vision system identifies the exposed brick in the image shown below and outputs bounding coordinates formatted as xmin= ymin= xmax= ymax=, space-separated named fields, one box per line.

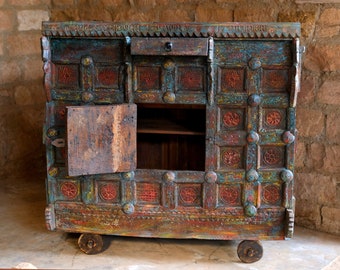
xmin=0 ymin=89 xmax=13 ymax=106
xmin=5 ymin=33 xmax=41 ymax=57
xmin=0 ymin=10 xmax=14 ymax=32
xmin=0 ymin=38 xmax=3 ymax=56
xmin=113 ymin=9 xmax=156 ymax=22
xmin=77 ymin=1 xmax=113 ymax=21
xmin=304 ymin=44 xmax=340 ymax=72
xmin=296 ymin=0 xmax=340 ymax=3
xmin=14 ymin=83 xmax=45 ymax=106
xmin=317 ymin=79 xmax=340 ymax=105
xmin=315 ymin=25 xmax=340 ymax=39
xmin=296 ymin=107 xmax=324 ymax=137
xmin=8 ymin=0 xmax=43 ymax=5
xmin=17 ymin=10 xmax=50 ymax=31
xmin=14 ymin=86 xmax=34 ymax=106
xmin=299 ymin=75 xmax=316 ymax=105
xmin=195 ymin=5 xmax=233 ymax=22
xmin=0 ymin=60 xmax=22 ymax=84
xmin=295 ymin=140 xmax=306 ymax=168
xmin=295 ymin=202 xmax=321 ymax=229
xmin=323 ymin=145 xmax=340 ymax=173
xmin=159 ymin=9 xmax=191 ymax=22
xmin=133 ymin=0 xmax=156 ymax=9
xmin=22 ymin=57 xmax=44 ymax=82
xmin=234 ymin=4 xmax=277 ymax=22
xmin=52 ymin=0 xmax=75 ymax=6
xmin=318 ymin=8 xmax=340 ymax=26
xmin=320 ymin=206 xmax=340 ymax=235
xmin=278 ymin=10 xmax=317 ymax=40
xmin=309 ymin=142 xmax=326 ymax=169
xmin=326 ymin=112 xmax=340 ymax=143
xmin=295 ymin=173 xmax=336 ymax=205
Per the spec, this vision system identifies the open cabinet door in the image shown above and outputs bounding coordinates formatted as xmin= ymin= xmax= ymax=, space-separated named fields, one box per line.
xmin=66 ymin=104 xmax=137 ymax=176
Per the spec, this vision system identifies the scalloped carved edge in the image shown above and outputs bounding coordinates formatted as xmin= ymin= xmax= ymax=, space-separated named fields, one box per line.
xmin=45 ymin=204 xmax=56 ymax=231
xmin=42 ymin=22 xmax=300 ymax=38
xmin=285 ymin=208 xmax=295 ymax=239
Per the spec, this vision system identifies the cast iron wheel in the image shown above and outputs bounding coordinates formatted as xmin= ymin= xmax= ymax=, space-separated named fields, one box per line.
xmin=78 ymin=233 xmax=104 ymax=255
xmin=237 ymin=240 xmax=263 ymax=263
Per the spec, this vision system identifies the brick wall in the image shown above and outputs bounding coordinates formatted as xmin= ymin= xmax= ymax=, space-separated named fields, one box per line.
xmin=0 ymin=0 xmax=49 ymax=177
xmin=0 ymin=0 xmax=339 ymax=235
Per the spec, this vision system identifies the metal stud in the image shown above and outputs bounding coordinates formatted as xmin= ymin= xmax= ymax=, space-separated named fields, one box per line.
xmin=205 ymin=171 xmax=217 ymax=183
xmin=281 ymin=169 xmax=294 ymax=183
xmin=246 ymin=169 xmax=259 ymax=182
xmin=248 ymin=94 xmax=261 ymax=107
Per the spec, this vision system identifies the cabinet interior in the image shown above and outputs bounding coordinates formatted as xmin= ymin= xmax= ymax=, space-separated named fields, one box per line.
xmin=136 ymin=103 xmax=206 ymax=171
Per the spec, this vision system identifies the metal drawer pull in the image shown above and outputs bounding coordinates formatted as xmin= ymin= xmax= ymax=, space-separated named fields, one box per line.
xmin=164 ymin=42 xmax=173 ymax=52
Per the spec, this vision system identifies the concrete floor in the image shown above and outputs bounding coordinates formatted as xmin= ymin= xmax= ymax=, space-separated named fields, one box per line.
xmin=0 ymin=175 xmax=339 ymax=270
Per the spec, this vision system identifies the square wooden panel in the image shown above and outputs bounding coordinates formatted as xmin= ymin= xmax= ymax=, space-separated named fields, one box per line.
xmin=261 ymin=108 xmax=286 ymax=130
xmin=136 ymin=182 xmax=161 ymax=205
xmin=262 ymin=69 xmax=289 ymax=92
xmin=218 ymin=146 xmax=245 ymax=170
xmin=177 ymin=66 xmax=205 ymax=92
xmin=95 ymin=65 xmax=120 ymax=89
xmin=259 ymin=146 xmax=285 ymax=168
xmin=261 ymin=183 xmax=282 ymax=206
xmin=218 ymin=184 xmax=242 ymax=207
xmin=57 ymin=179 xmax=81 ymax=201
xmin=177 ymin=183 xmax=202 ymax=207
xmin=136 ymin=66 xmax=161 ymax=91
xmin=219 ymin=106 xmax=245 ymax=131
xmin=55 ymin=64 xmax=79 ymax=88
xmin=67 ymin=104 xmax=137 ymax=176
xmin=97 ymin=181 xmax=121 ymax=204
xmin=218 ymin=67 xmax=246 ymax=93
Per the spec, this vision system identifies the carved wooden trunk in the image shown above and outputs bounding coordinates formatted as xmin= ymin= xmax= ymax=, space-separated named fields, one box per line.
xmin=42 ymin=22 xmax=302 ymax=262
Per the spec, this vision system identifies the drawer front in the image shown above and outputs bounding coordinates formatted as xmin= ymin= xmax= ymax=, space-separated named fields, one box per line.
xmin=131 ymin=37 xmax=209 ymax=56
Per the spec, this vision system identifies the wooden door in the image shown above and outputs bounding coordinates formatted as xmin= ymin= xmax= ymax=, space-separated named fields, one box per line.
xmin=66 ymin=104 xmax=137 ymax=176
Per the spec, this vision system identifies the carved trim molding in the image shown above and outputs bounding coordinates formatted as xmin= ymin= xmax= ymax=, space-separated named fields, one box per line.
xmin=42 ymin=22 xmax=301 ymax=38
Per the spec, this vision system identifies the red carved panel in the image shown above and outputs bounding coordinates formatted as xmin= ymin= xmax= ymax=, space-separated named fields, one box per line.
xmin=178 ymin=67 xmax=204 ymax=91
xmin=98 ymin=182 xmax=120 ymax=203
xmin=60 ymin=181 xmax=78 ymax=200
xmin=220 ymin=147 xmax=244 ymax=169
xmin=261 ymin=146 xmax=285 ymax=168
xmin=137 ymin=66 xmax=161 ymax=91
xmin=96 ymin=66 xmax=119 ymax=88
xmin=56 ymin=65 xmax=78 ymax=88
xmin=178 ymin=184 xmax=202 ymax=206
xmin=137 ymin=183 xmax=161 ymax=204
xmin=219 ymin=68 xmax=245 ymax=92
xmin=220 ymin=107 xmax=245 ymax=130
xmin=262 ymin=184 xmax=282 ymax=205
xmin=262 ymin=69 xmax=289 ymax=92
xmin=219 ymin=184 xmax=241 ymax=206
xmin=263 ymin=109 xmax=286 ymax=129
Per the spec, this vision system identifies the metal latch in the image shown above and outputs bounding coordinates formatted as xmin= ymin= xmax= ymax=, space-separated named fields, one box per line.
xmin=52 ymin=138 xmax=65 ymax=148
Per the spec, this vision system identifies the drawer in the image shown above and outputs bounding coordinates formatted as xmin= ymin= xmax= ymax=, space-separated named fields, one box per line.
xmin=131 ymin=37 xmax=209 ymax=56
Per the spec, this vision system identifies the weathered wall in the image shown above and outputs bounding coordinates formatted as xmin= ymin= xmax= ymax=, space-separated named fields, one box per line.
xmin=0 ymin=0 xmax=339 ymax=235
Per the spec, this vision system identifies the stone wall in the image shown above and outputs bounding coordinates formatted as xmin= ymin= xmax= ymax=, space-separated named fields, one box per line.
xmin=0 ymin=0 xmax=339 ymax=235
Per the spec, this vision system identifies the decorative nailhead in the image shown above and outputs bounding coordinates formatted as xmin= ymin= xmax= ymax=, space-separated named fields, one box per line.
xmin=246 ymin=169 xmax=259 ymax=182
xmin=205 ymin=171 xmax=217 ymax=183
xmin=247 ymin=131 xmax=260 ymax=144
xmin=248 ymin=94 xmax=261 ymax=107
xmin=281 ymin=169 xmax=294 ymax=182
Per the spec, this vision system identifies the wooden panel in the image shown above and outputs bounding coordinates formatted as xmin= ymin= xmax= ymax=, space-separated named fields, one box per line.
xmin=67 ymin=104 xmax=136 ymax=176
xmin=51 ymin=39 xmax=124 ymax=63
xmin=131 ymin=37 xmax=208 ymax=56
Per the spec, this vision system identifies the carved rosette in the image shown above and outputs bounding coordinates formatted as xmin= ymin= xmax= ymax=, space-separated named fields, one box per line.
xmin=219 ymin=185 xmax=240 ymax=206
xmin=60 ymin=181 xmax=78 ymax=200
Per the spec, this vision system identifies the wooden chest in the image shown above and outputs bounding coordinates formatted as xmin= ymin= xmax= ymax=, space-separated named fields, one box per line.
xmin=42 ymin=22 xmax=302 ymax=262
